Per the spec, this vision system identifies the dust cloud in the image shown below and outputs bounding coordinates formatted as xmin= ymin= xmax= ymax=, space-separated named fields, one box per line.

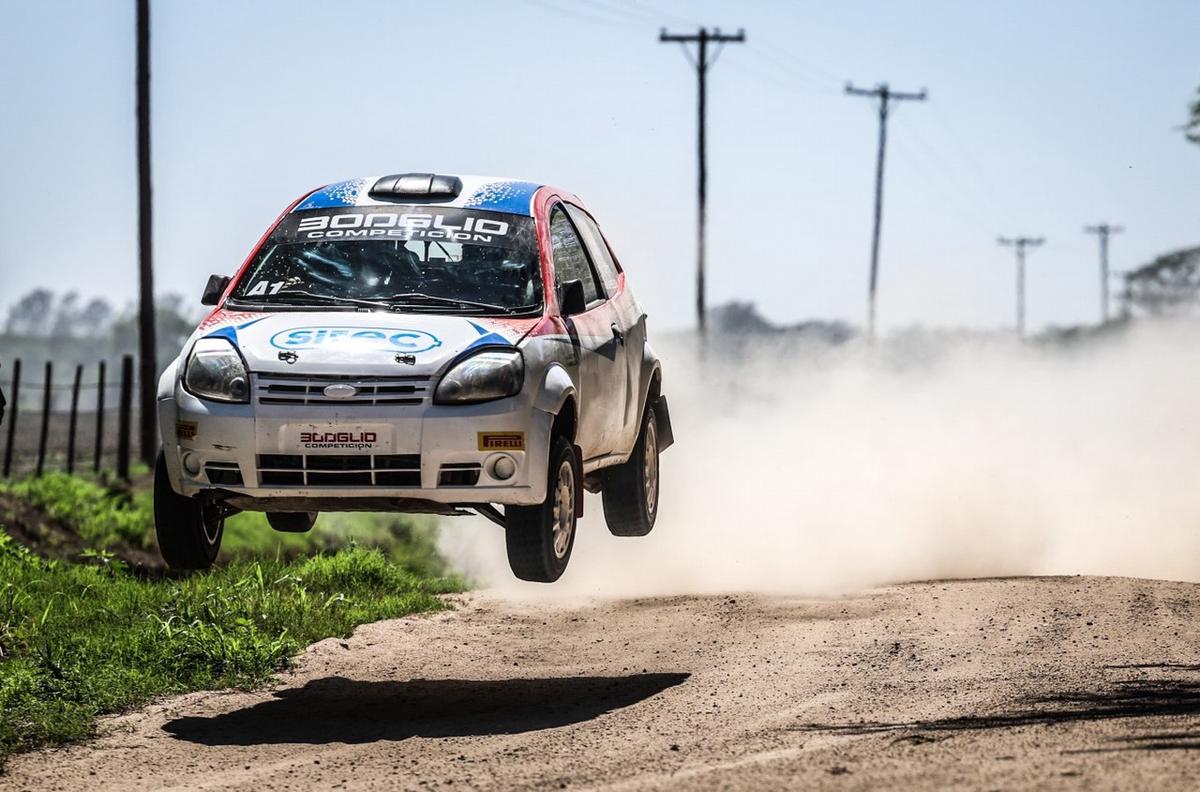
xmin=439 ymin=319 xmax=1200 ymax=598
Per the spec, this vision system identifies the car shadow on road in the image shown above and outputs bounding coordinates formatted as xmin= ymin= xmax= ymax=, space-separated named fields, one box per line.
xmin=163 ymin=673 xmax=689 ymax=746
xmin=797 ymin=676 xmax=1200 ymax=752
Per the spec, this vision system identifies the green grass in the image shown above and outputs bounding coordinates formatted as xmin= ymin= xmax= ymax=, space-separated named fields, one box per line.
xmin=0 ymin=474 xmax=465 ymax=766
xmin=3 ymin=473 xmax=447 ymax=575
xmin=4 ymin=473 xmax=153 ymax=549
xmin=0 ymin=531 xmax=461 ymax=765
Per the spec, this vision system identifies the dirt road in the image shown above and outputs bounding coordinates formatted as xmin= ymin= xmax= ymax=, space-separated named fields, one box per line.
xmin=7 ymin=576 xmax=1200 ymax=791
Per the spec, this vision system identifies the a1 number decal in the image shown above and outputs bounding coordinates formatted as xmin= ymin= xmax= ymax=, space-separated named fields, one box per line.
xmin=245 ymin=280 xmax=285 ymax=296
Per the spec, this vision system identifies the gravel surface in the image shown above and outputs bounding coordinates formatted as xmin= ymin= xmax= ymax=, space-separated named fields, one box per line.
xmin=7 ymin=576 xmax=1200 ymax=791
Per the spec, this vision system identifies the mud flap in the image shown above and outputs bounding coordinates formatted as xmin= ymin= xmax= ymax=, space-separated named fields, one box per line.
xmin=654 ymin=396 xmax=674 ymax=452
xmin=572 ymin=443 xmax=585 ymax=518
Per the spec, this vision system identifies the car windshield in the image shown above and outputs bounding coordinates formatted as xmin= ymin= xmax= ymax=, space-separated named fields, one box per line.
xmin=228 ymin=205 xmax=542 ymax=315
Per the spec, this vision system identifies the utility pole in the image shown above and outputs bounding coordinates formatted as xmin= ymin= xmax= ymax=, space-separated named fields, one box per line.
xmin=998 ymin=236 xmax=1044 ymax=339
xmin=660 ymin=26 xmax=745 ymax=334
xmin=1110 ymin=269 xmax=1133 ymax=319
xmin=1084 ymin=223 xmax=1123 ymax=324
xmin=136 ymin=0 xmax=157 ymax=465
xmin=845 ymin=82 xmax=927 ymax=341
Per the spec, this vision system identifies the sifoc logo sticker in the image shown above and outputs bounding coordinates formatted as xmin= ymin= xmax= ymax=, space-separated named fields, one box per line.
xmin=269 ymin=326 xmax=442 ymax=354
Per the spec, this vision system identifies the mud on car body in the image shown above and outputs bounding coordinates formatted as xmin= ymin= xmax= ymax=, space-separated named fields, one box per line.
xmin=156 ymin=173 xmax=672 ymax=582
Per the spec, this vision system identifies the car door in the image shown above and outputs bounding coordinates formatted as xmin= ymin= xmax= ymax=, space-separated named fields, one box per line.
xmin=548 ymin=204 xmax=628 ymax=460
xmin=565 ymin=203 xmax=641 ymax=453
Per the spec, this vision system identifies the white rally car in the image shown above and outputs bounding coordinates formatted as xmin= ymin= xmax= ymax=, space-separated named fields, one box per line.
xmin=155 ymin=173 xmax=672 ymax=582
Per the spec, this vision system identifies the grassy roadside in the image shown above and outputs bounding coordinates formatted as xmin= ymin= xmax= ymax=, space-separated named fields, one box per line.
xmin=0 ymin=474 xmax=464 ymax=767
xmin=4 ymin=472 xmax=448 ymax=575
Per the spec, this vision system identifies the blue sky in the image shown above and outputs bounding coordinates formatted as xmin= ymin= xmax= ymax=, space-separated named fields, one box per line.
xmin=0 ymin=0 xmax=1196 ymax=333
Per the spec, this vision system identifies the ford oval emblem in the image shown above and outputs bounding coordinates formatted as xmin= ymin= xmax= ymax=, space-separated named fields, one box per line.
xmin=323 ymin=383 xmax=358 ymax=400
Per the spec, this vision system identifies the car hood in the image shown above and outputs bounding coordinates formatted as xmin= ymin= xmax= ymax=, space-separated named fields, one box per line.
xmin=195 ymin=310 xmax=539 ymax=377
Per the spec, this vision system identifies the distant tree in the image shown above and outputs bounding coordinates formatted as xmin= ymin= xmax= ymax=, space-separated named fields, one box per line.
xmin=1126 ymin=246 xmax=1200 ymax=315
xmin=109 ymin=293 xmax=198 ymax=362
xmin=4 ymin=289 xmax=55 ymax=336
xmin=154 ymin=294 xmax=198 ymax=351
xmin=50 ymin=291 xmax=80 ymax=337
xmin=1188 ymin=86 xmax=1200 ymax=145
xmin=77 ymin=298 xmax=115 ymax=337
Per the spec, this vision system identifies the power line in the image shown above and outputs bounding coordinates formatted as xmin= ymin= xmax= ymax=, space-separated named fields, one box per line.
xmin=722 ymin=58 xmax=839 ymax=97
xmin=1084 ymin=223 xmax=1124 ymax=324
xmin=618 ymin=0 xmax=698 ymax=28
xmin=522 ymin=0 xmax=643 ymax=30
xmin=845 ymin=81 xmax=927 ymax=341
xmin=998 ymin=236 xmax=1045 ymax=338
xmin=659 ymin=27 xmax=746 ymax=334
xmin=755 ymin=37 xmax=843 ymax=86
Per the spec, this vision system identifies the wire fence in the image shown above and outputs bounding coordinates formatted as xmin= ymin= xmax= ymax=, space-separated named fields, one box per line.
xmin=1 ymin=356 xmax=139 ymax=479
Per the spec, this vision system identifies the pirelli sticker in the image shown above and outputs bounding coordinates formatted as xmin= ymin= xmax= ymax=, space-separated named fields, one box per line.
xmin=175 ymin=420 xmax=198 ymax=440
xmin=478 ymin=432 xmax=525 ymax=452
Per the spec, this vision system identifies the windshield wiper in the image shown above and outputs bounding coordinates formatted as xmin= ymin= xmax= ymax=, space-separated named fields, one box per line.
xmin=384 ymin=293 xmax=536 ymax=315
xmin=246 ymin=291 xmax=392 ymax=310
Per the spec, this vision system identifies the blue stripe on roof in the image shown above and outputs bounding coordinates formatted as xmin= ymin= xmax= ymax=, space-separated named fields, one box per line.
xmin=460 ymin=181 xmax=540 ymax=215
xmin=291 ymin=176 xmax=541 ymax=215
xmin=294 ymin=178 xmax=371 ymax=211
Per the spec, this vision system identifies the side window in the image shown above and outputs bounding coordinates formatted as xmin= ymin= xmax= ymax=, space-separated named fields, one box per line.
xmin=565 ymin=205 xmax=620 ymax=296
xmin=549 ymin=206 xmax=602 ymax=305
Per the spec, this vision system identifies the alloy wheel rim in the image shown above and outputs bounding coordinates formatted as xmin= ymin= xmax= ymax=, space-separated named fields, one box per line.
xmin=644 ymin=418 xmax=659 ymax=519
xmin=551 ymin=459 xmax=575 ymax=559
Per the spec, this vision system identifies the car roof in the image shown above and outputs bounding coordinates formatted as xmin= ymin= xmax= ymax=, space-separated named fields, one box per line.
xmin=294 ymin=174 xmax=545 ymax=217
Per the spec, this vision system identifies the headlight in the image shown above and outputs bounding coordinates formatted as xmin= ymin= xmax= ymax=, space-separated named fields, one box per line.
xmin=184 ymin=338 xmax=250 ymax=403
xmin=434 ymin=349 xmax=524 ymax=404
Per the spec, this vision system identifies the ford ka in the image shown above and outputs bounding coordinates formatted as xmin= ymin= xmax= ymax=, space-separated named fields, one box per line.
xmin=155 ymin=173 xmax=672 ymax=582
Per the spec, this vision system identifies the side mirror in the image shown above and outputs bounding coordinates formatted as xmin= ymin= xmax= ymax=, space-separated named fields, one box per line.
xmin=558 ymin=279 xmax=587 ymax=317
xmin=201 ymin=274 xmax=230 ymax=306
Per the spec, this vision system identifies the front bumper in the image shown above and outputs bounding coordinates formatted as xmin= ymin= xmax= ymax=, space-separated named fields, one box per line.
xmin=158 ymin=378 xmax=552 ymax=508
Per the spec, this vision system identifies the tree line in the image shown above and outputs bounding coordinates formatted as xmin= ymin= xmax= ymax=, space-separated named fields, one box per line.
xmin=1 ymin=289 xmax=198 ymax=368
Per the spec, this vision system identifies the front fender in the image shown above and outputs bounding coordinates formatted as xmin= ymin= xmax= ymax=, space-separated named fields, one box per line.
xmin=157 ymin=356 xmax=181 ymax=400
xmin=156 ymin=357 xmax=184 ymax=491
xmin=533 ymin=363 xmax=575 ymax=416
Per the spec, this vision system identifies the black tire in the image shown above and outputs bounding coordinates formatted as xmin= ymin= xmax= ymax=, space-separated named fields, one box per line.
xmin=266 ymin=512 xmax=318 ymax=533
xmin=601 ymin=403 xmax=660 ymax=537
xmin=505 ymin=436 xmax=578 ymax=583
xmin=154 ymin=451 xmax=224 ymax=570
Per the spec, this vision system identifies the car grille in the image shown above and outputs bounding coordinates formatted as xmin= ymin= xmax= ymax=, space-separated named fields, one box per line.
xmin=438 ymin=462 xmax=482 ymax=487
xmin=205 ymin=461 xmax=244 ymax=486
xmin=254 ymin=373 xmax=431 ymax=406
xmin=257 ymin=454 xmax=421 ymax=487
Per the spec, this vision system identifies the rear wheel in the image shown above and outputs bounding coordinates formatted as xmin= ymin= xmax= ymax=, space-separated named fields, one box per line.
xmin=266 ymin=512 xmax=318 ymax=533
xmin=505 ymin=436 xmax=578 ymax=582
xmin=601 ymin=404 xmax=659 ymax=537
xmin=154 ymin=452 xmax=223 ymax=570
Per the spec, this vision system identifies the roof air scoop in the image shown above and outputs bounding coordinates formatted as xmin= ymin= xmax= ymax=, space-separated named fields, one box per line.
xmin=369 ymin=173 xmax=463 ymax=201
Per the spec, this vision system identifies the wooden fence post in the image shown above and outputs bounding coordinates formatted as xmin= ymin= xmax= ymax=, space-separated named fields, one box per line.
xmin=35 ymin=361 xmax=52 ymax=477
xmin=2 ymin=359 xmax=19 ymax=477
xmin=94 ymin=360 xmax=106 ymax=473
xmin=66 ymin=363 xmax=83 ymax=474
xmin=117 ymin=355 xmax=133 ymax=480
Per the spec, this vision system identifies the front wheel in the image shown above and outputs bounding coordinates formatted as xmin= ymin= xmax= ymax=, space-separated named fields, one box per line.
xmin=154 ymin=451 xmax=224 ymax=570
xmin=601 ymin=404 xmax=660 ymax=537
xmin=505 ymin=436 xmax=579 ymax=582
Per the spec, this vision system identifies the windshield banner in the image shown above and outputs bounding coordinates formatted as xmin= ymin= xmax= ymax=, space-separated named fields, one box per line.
xmin=276 ymin=206 xmax=534 ymax=247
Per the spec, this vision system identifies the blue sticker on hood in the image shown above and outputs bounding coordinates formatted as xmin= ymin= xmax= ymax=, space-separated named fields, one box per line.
xmin=463 ymin=320 xmax=514 ymax=351
xmin=268 ymin=326 xmax=442 ymax=354
xmin=204 ymin=316 xmax=269 ymax=344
